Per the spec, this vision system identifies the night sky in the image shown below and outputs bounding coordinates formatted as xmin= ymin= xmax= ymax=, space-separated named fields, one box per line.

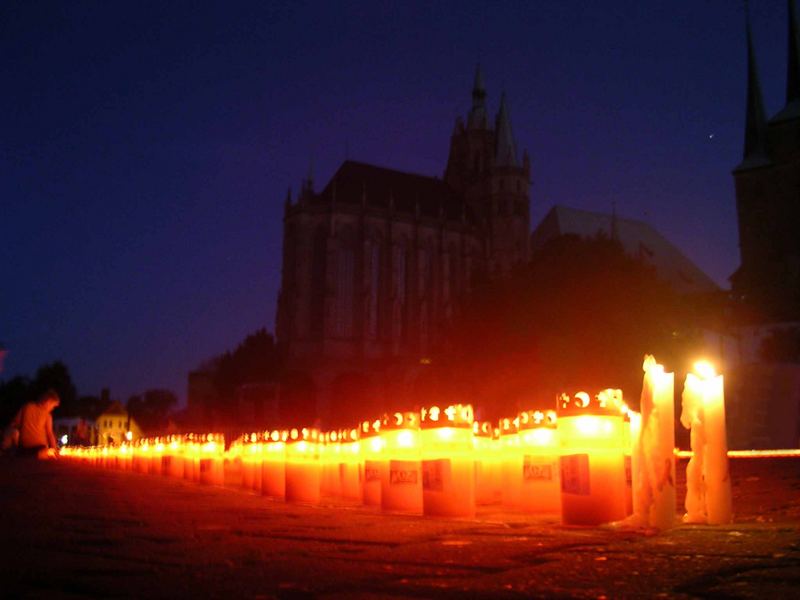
xmin=1 ymin=1 xmax=792 ymax=403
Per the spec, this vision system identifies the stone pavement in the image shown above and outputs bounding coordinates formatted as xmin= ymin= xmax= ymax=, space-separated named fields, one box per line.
xmin=1 ymin=456 xmax=798 ymax=598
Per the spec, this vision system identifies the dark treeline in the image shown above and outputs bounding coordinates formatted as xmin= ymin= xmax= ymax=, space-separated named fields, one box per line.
xmin=0 ymin=360 xmax=177 ymax=434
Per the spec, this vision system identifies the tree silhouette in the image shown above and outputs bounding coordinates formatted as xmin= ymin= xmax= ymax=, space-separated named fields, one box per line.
xmin=127 ymin=389 xmax=178 ymax=433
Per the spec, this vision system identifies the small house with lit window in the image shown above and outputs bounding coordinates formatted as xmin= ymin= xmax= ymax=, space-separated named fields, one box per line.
xmin=96 ymin=401 xmax=141 ymax=445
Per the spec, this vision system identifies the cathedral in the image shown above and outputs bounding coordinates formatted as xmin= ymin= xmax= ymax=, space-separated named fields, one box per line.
xmin=275 ymin=67 xmax=530 ymax=424
xmin=731 ymin=0 xmax=800 ymax=323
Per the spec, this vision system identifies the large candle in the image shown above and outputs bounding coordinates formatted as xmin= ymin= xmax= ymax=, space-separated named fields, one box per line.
xmin=241 ymin=433 xmax=258 ymax=490
xmin=420 ymin=404 xmax=475 ymax=518
xmin=136 ymin=442 xmax=150 ymax=474
xmin=261 ymin=429 xmax=287 ymax=498
xmin=636 ymin=357 xmax=676 ymax=530
xmin=360 ymin=419 xmax=384 ymax=507
xmin=285 ymin=428 xmax=321 ymax=504
xmin=558 ymin=391 xmax=627 ymax=526
xmin=499 ymin=416 xmax=522 ymax=509
xmin=681 ymin=361 xmax=732 ymax=525
xmin=119 ymin=443 xmax=131 ymax=471
xmin=183 ymin=434 xmax=196 ymax=481
xmin=381 ymin=411 xmax=423 ymax=515
xmin=626 ymin=409 xmax=641 ymax=517
xmin=199 ymin=434 xmax=225 ymax=486
xmin=519 ymin=409 xmax=561 ymax=515
xmin=338 ymin=428 xmax=362 ymax=501
xmin=162 ymin=436 xmax=184 ymax=478
xmin=320 ymin=431 xmax=342 ymax=498
xmin=473 ymin=421 xmax=502 ymax=505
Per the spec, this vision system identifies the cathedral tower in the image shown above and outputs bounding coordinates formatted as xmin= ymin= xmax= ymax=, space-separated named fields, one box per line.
xmin=444 ymin=67 xmax=531 ymax=274
xmin=732 ymin=1 xmax=800 ymax=322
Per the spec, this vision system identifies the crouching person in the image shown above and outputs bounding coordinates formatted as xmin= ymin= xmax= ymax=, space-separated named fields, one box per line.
xmin=12 ymin=389 xmax=60 ymax=459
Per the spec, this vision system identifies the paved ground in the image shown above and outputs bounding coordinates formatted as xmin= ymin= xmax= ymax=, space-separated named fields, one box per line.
xmin=1 ymin=456 xmax=798 ymax=599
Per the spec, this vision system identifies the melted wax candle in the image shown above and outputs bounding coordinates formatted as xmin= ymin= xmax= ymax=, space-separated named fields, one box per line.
xmin=636 ymin=357 xmax=676 ymax=530
xmin=381 ymin=412 xmax=423 ymax=515
xmin=558 ymin=391 xmax=627 ymax=526
xmin=261 ymin=430 xmax=287 ymax=498
xmin=681 ymin=362 xmax=732 ymax=525
xmin=285 ymin=428 xmax=321 ymax=504
xmin=519 ymin=410 xmax=561 ymax=514
xmin=421 ymin=404 xmax=475 ymax=518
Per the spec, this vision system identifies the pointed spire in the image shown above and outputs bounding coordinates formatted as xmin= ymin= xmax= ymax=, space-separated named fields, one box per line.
xmin=284 ymin=186 xmax=292 ymax=211
xmin=737 ymin=7 xmax=770 ymax=169
xmin=467 ymin=64 xmax=488 ymax=130
xmin=494 ymin=92 xmax=518 ymax=167
xmin=786 ymin=0 xmax=800 ymax=104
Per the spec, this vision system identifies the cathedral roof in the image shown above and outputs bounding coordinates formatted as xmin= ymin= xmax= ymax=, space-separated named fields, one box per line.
xmin=315 ymin=160 xmax=475 ymax=223
xmin=531 ymin=205 xmax=720 ymax=295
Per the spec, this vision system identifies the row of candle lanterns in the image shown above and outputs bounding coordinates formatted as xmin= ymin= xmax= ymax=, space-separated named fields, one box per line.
xmin=60 ymin=433 xmax=226 ymax=486
xmin=60 ymin=357 xmax=732 ymax=528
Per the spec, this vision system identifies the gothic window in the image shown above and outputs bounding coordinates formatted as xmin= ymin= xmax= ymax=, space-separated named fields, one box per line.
xmin=418 ymin=246 xmax=431 ymax=298
xmin=448 ymin=248 xmax=459 ymax=297
xmin=335 ymin=245 xmax=355 ymax=338
xmin=310 ymin=227 xmax=327 ymax=336
xmin=442 ymin=251 xmax=451 ymax=302
xmin=419 ymin=299 xmax=430 ymax=352
xmin=391 ymin=242 xmax=407 ymax=343
xmin=365 ymin=240 xmax=381 ymax=340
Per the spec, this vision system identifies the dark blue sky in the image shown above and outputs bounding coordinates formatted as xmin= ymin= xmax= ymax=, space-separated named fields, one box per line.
xmin=1 ymin=1 xmax=792 ymax=403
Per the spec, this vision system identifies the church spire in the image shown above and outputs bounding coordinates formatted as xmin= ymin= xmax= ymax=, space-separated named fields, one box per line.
xmin=737 ymin=7 xmax=770 ymax=169
xmin=467 ymin=64 xmax=488 ymax=130
xmin=786 ymin=0 xmax=800 ymax=105
xmin=494 ymin=92 xmax=518 ymax=167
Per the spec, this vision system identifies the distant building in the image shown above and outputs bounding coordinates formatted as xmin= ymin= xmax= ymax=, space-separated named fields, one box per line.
xmin=96 ymin=401 xmax=141 ymax=445
xmin=731 ymin=1 xmax=800 ymax=322
xmin=531 ymin=205 xmax=720 ymax=295
xmin=275 ymin=67 xmax=531 ymax=424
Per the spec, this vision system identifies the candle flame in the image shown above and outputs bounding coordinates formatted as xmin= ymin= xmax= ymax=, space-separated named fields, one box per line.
xmin=694 ymin=360 xmax=716 ymax=380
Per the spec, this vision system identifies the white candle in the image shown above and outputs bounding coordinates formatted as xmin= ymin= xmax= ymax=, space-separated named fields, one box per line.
xmin=681 ymin=362 xmax=732 ymax=525
xmin=637 ymin=357 xmax=676 ymax=530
